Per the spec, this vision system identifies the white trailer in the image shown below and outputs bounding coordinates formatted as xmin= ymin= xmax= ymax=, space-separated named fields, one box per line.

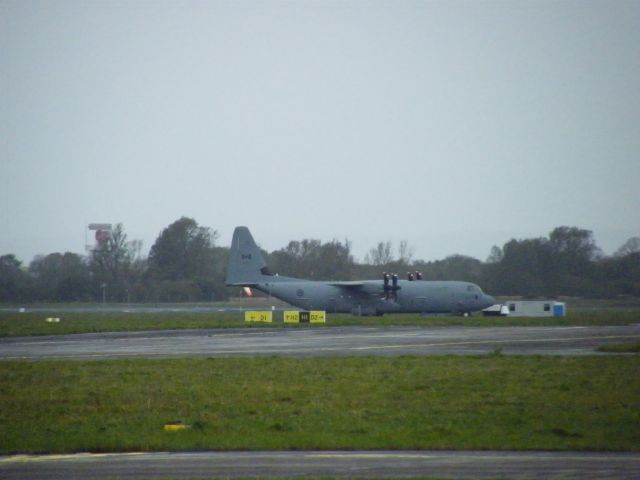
xmin=504 ymin=300 xmax=566 ymax=317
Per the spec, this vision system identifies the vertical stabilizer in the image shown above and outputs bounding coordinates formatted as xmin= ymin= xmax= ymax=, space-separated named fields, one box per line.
xmin=226 ymin=227 xmax=270 ymax=285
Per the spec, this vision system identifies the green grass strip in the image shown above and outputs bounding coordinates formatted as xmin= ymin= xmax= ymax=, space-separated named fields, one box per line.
xmin=1 ymin=310 xmax=639 ymax=337
xmin=1 ymin=356 xmax=638 ymax=453
xmin=0 ymin=311 xmax=244 ymax=337
xmin=597 ymin=341 xmax=640 ymax=353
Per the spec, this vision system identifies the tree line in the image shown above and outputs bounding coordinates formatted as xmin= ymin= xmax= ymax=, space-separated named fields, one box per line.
xmin=1 ymin=218 xmax=639 ymax=303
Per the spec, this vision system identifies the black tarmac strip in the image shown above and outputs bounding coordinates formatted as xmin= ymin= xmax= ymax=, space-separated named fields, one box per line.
xmin=1 ymin=450 xmax=639 ymax=480
xmin=1 ymin=325 xmax=640 ymax=360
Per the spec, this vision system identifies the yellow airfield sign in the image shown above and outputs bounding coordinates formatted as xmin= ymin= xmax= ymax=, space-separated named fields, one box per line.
xmin=284 ymin=311 xmax=301 ymax=323
xmin=244 ymin=311 xmax=273 ymax=323
xmin=309 ymin=311 xmax=326 ymax=323
xmin=283 ymin=311 xmax=326 ymax=324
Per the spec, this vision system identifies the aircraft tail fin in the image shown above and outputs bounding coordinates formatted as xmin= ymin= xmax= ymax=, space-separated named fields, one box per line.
xmin=226 ymin=226 xmax=272 ymax=285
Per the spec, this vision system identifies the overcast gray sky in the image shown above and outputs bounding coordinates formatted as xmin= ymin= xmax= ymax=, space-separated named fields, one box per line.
xmin=2 ymin=0 xmax=639 ymax=264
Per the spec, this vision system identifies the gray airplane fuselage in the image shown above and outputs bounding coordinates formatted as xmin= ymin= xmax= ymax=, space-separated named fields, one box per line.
xmin=226 ymin=226 xmax=495 ymax=316
xmin=250 ymin=277 xmax=494 ymax=315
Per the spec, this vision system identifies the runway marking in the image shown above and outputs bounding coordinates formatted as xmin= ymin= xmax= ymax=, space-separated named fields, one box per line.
xmin=308 ymin=332 xmax=430 ymax=339
xmin=2 ymin=451 xmax=638 ymax=464
xmin=305 ymin=452 xmax=640 ymax=461
xmin=13 ymin=330 xmax=277 ymax=345
xmin=535 ymin=326 xmax=589 ymax=330
xmin=204 ymin=330 xmax=276 ymax=337
xmin=0 ymin=352 xmax=208 ymax=360
xmin=307 ymin=453 xmax=437 ymax=459
xmin=2 ymin=334 xmax=639 ymax=361
xmin=351 ymin=334 xmax=640 ymax=351
xmin=0 ymin=452 xmax=147 ymax=463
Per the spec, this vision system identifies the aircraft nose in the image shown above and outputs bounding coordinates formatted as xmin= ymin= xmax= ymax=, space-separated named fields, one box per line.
xmin=484 ymin=294 xmax=496 ymax=307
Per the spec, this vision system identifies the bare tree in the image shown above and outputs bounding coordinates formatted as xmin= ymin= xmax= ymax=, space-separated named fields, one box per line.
xmin=397 ymin=240 xmax=414 ymax=265
xmin=614 ymin=237 xmax=640 ymax=257
xmin=365 ymin=241 xmax=393 ymax=265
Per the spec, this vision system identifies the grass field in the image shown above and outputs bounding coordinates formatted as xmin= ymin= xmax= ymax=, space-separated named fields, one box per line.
xmin=597 ymin=341 xmax=640 ymax=353
xmin=1 ymin=356 xmax=638 ymax=454
xmin=0 ymin=309 xmax=639 ymax=337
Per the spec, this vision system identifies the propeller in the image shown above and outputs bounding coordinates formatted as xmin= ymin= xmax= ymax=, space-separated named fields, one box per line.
xmin=382 ymin=273 xmax=401 ymax=301
xmin=383 ymin=272 xmax=390 ymax=300
xmin=391 ymin=273 xmax=399 ymax=301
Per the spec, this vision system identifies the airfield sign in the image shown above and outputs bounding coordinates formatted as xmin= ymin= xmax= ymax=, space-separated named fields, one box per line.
xmin=284 ymin=311 xmax=327 ymax=323
xmin=244 ymin=311 xmax=273 ymax=323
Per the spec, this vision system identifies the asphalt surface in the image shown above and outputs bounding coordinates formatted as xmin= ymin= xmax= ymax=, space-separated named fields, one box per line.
xmin=3 ymin=325 xmax=638 ymax=479
xmin=0 ymin=305 xmax=249 ymax=313
xmin=2 ymin=450 xmax=639 ymax=479
xmin=1 ymin=324 xmax=639 ymax=360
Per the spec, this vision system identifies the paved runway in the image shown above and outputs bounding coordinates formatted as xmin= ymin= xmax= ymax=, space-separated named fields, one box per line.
xmin=1 ymin=325 xmax=639 ymax=360
xmin=3 ymin=329 xmax=638 ymax=479
xmin=0 ymin=305 xmax=249 ymax=314
xmin=1 ymin=450 xmax=639 ymax=479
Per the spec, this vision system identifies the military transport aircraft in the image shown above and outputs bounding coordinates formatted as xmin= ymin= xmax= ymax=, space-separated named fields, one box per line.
xmin=226 ymin=226 xmax=495 ymax=316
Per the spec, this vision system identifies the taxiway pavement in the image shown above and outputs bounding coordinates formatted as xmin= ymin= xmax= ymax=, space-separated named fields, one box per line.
xmin=2 ymin=450 xmax=639 ymax=480
xmin=1 ymin=324 xmax=639 ymax=360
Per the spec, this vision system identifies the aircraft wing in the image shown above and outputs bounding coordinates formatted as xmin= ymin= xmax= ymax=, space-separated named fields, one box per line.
xmin=328 ymin=281 xmax=366 ymax=288
xmin=328 ymin=281 xmax=381 ymax=296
